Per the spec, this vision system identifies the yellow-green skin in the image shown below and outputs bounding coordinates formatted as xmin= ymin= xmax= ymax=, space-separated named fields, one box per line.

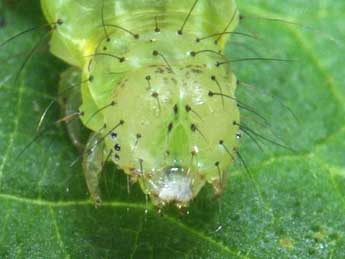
xmin=41 ymin=0 xmax=240 ymax=207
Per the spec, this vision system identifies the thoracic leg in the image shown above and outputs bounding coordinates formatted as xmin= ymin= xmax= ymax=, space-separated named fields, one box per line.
xmin=59 ymin=68 xmax=105 ymax=206
xmin=83 ymin=133 xmax=105 ymax=206
xmin=58 ymin=67 xmax=85 ymax=152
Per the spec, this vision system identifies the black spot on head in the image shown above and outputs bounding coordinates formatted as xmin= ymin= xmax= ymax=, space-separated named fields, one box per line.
xmin=152 ymin=92 xmax=159 ymax=98
xmin=136 ymin=133 xmax=142 ymax=139
xmin=185 ymin=105 xmax=191 ymax=112
xmin=56 ymin=18 xmax=64 ymax=25
xmin=152 ymin=50 xmax=159 ymax=56
xmin=173 ymin=104 xmax=178 ymax=114
xmin=110 ymin=132 xmax=118 ymax=140
xmin=114 ymin=154 xmax=120 ymax=161
xmin=145 ymin=75 xmax=151 ymax=81
xmin=215 ymin=161 xmax=220 ymax=167
xmin=219 ymin=140 xmax=224 ymax=145
xmin=191 ymin=124 xmax=197 ymax=132
xmin=114 ymin=144 xmax=121 ymax=151
xmin=168 ymin=122 xmax=173 ymax=132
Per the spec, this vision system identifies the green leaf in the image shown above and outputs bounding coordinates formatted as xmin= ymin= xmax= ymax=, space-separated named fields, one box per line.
xmin=1 ymin=1 xmax=344 ymax=258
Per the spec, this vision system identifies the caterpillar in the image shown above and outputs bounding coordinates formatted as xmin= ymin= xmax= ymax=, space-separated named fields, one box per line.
xmin=1 ymin=0 xmax=294 ymax=209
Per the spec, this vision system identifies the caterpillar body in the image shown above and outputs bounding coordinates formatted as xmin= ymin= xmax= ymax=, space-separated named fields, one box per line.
xmin=38 ymin=0 xmax=240 ymax=207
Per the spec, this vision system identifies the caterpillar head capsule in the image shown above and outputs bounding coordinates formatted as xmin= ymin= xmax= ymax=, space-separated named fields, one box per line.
xmin=148 ymin=166 xmax=194 ymax=206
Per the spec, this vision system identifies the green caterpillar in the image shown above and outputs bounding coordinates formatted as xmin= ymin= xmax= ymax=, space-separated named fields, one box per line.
xmin=39 ymin=0 xmax=240 ymax=208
